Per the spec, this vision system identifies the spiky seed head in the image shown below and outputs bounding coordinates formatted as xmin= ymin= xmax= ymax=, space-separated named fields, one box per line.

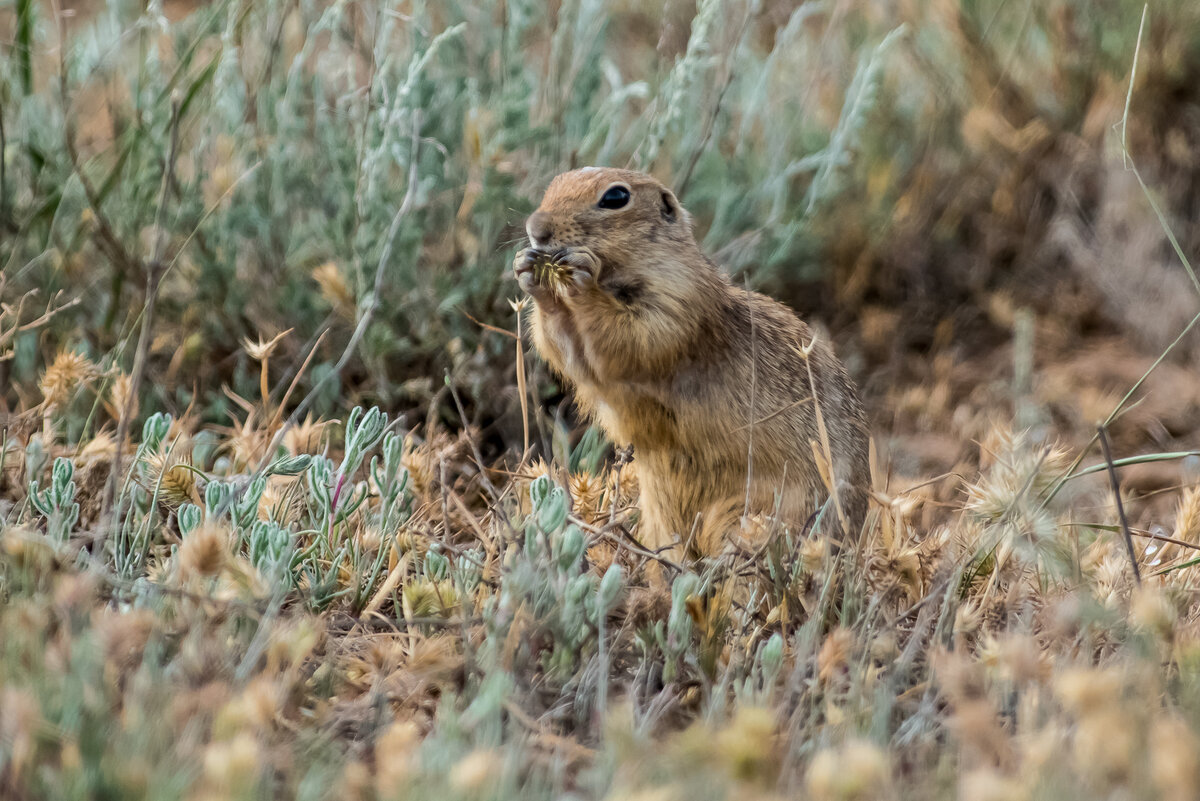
xmin=144 ymin=451 xmax=197 ymax=508
xmin=1151 ymin=715 xmax=1200 ymax=801
xmin=77 ymin=433 xmax=118 ymax=466
xmin=569 ymin=471 xmax=605 ymax=524
xmin=402 ymin=578 xmax=459 ymax=618
xmin=1130 ymin=586 xmax=1178 ymax=642
xmin=1174 ymin=487 xmax=1200 ymax=544
xmin=39 ymin=350 xmax=97 ymax=410
xmin=715 ymin=707 xmax=778 ymax=781
xmin=107 ymin=371 xmax=136 ymax=422
xmin=312 ymin=262 xmax=355 ymax=320
xmin=201 ymin=732 xmax=261 ymax=794
xmin=179 ymin=523 xmax=229 ymax=579
xmin=283 ymin=415 xmax=330 ymax=455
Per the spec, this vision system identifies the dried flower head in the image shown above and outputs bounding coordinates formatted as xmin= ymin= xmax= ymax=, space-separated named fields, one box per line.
xmin=241 ymin=329 xmax=291 ymax=362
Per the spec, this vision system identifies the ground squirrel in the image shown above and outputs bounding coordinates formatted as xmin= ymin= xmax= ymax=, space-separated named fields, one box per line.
xmin=515 ymin=167 xmax=870 ymax=557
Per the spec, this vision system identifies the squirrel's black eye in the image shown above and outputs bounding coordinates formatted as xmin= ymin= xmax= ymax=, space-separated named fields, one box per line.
xmin=598 ymin=185 xmax=631 ymax=210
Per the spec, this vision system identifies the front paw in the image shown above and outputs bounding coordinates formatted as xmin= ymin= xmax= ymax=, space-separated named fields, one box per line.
xmin=514 ymin=248 xmax=552 ymax=300
xmin=514 ymin=248 xmax=595 ymax=301
xmin=556 ymin=250 xmax=599 ymax=297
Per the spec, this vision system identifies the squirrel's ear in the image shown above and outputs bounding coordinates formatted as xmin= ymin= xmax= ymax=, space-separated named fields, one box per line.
xmin=660 ymin=190 xmax=680 ymax=223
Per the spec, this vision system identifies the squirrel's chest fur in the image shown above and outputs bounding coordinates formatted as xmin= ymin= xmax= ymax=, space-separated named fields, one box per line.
xmin=530 ymin=291 xmax=736 ymax=454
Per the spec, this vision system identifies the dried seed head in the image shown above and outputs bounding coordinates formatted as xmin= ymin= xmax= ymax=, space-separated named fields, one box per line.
xmin=1174 ymin=486 xmax=1200 ymax=544
xmin=958 ymin=768 xmax=1026 ymax=801
xmin=715 ymin=706 xmax=778 ymax=782
xmin=354 ymin=525 xmax=383 ymax=553
xmin=241 ymin=329 xmax=291 ymax=362
xmin=530 ymin=252 xmax=571 ymax=296
xmin=179 ymin=523 xmax=229 ymax=579
xmin=806 ymin=738 xmax=891 ymax=801
xmin=201 ymin=732 xmax=261 ymax=794
xmin=77 ymin=432 xmax=118 ymax=466
xmin=107 ymin=371 xmax=136 ymax=422
xmin=450 ymin=748 xmax=505 ymax=795
xmin=1130 ymin=586 xmax=1178 ymax=641
xmin=144 ymin=451 xmax=197 ymax=508
xmin=39 ymin=350 xmax=97 ymax=410
xmin=283 ymin=415 xmax=330 ymax=455
xmin=1152 ymin=715 xmax=1200 ymax=801
xmin=1072 ymin=708 xmax=1135 ymax=786
xmin=569 ymin=471 xmax=606 ymax=524
xmin=312 ymin=262 xmax=355 ymax=319
xmin=817 ymin=627 xmax=854 ymax=686
xmin=1054 ymin=667 xmax=1123 ymax=717
xmin=0 ymin=688 xmax=41 ymax=782
xmin=402 ymin=578 xmax=459 ymax=618
xmin=402 ymin=440 xmax=437 ymax=501
xmin=375 ymin=720 xmax=421 ymax=795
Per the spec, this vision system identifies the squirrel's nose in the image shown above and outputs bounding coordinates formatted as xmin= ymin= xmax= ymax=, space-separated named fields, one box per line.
xmin=526 ymin=211 xmax=553 ymax=246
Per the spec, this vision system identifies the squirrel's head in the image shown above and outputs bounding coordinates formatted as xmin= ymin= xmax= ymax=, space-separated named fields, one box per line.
xmin=521 ymin=168 xmax=698 ymax=291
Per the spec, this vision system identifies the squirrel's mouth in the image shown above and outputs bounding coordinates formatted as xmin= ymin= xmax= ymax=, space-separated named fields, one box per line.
xmin=516 ymin=246 xmax=602 ymax=282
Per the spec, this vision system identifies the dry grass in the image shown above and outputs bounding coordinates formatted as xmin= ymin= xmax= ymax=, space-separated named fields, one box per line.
xmin=3 ymin=335 xmax=1200 ymax=798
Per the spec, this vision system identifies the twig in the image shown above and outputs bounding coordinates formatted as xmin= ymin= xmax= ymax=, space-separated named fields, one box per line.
xmin=514 ymin=300 xmax=531 ymax=461
xmin=742 ymin=283 xmax=758 ymax=519
xmin=675 ymin=2 xmax=751 ymax=197
xmin=1097 ymin=424 xmax=1141 ymax=586
xmin=732 ymin=396 xmax=813 ymax=432
xmin=97 ymin=94 xmax=183 ymax=548
xmin=445 ymin=369 xmax=501 ymax=503
xmin=0 ymin=290 xmax=82 ymax=355
xmin=253 ymin=110 xmax=423 ymax=475
xmin=56 ymin=10 xmax=140 ymax=278
xmin=1061 ymin=522 xmax=1200 ymax=554
xmin=801 ymin=333 xmax=849 ymax=535
xmin=1041 ymin=309 xmax=1200 ymax=507
xmin=0 ymin=102 xmax=9 ymax=231
xmin=460 ymin=306 xmax=520 ymax=340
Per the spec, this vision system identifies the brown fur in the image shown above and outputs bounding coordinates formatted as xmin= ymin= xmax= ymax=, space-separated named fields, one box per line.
xmin=515 ymin=168 xmax=870 ymax=558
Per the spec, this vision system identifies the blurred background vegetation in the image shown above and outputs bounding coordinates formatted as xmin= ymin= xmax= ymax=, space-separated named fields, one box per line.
xmin=4 ymin=0 xmax=1197 ymax=451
